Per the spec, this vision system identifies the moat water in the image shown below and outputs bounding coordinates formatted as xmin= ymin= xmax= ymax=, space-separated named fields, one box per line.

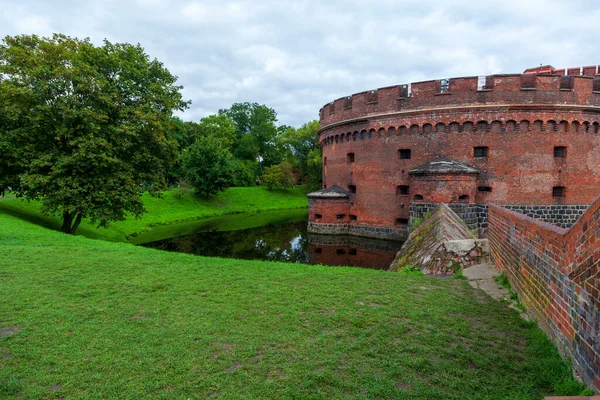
xmin=138 ymin=210 xmax=403 ymax=270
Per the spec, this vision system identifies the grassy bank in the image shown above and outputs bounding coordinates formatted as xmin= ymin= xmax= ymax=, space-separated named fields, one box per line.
xmin=0 ymin=186 xmax=308 ymax=242
xmin=0 ymin=213 xmax=589 ymax=399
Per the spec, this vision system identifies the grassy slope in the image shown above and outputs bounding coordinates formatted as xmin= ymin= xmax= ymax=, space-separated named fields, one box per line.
xmin=0 ymin=186 xmax=308 ymax=242
xmin=0 ymin=213 xmax=588 ymax=399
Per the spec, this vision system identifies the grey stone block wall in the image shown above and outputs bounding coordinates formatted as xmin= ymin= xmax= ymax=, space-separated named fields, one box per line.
xmin=502 ymin=205 xmax=588 ymax=229
xmin=409 ymin=203 xmax=487 ymax=231
xmin=307 ymin=222 xmax=407 ymax=241
xmin=309 ymin=204 xmax=588 ymax=241
xmin=409 ymin=203 xmax=588 ymax=233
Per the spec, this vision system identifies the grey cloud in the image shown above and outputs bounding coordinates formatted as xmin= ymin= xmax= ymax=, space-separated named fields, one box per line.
xmin=1 ymin=0 xmax=599 ymax=126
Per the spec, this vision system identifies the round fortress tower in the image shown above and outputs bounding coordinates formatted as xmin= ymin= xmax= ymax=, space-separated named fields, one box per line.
xmin=308 ymin=65 xmax=600 ymax=240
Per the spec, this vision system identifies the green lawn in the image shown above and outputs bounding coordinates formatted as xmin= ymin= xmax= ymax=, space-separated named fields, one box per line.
xmin=0 ymin=185 xmax=308 ymax=242
xmin=0 ymin=213 xmax=589 ymax=399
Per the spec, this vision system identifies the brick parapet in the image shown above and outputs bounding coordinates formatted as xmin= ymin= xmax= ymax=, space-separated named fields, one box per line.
xmin=488 ymin=199 xmax=600 ymax=393
xmin=320 ymin=66 xmax=600 ymax=130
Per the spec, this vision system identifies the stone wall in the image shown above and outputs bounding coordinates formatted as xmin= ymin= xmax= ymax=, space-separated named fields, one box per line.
xmin=488 ymin=198 xmax=600 ymax=393
xmin=307 ymin=222 xmax=407 ymax=241
xmin=409 ymin=203 xmax=588 ymax=233
xmin=503 ymin=205 xmax=587 ymax=229
xmin=409 ymin=203 xmax=486 ymax=231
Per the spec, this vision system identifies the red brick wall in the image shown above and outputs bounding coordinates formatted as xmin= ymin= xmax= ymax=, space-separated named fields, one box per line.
xmin=411 ymin=174 xmax=478 ymax=204
xmin=320 ymin=68 xmax=600 ymax=127
xmin=488 ymin=198 xmax=600 ymax=392
xmin=318 ymin=66 xmax=600 ymax=231
xmin=308 ymin=198 xmax=350 ymax=224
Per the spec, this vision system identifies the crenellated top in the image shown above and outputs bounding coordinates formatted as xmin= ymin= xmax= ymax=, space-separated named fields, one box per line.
xmin=319 ymin=65 xmax=600 ymax=130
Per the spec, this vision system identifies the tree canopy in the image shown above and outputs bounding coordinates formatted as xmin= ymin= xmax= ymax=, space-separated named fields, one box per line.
xmin=219 ymin=102 xmax=281 ymax=167
xmin=278 ymin=120 xmax=320 ymax=184
xmin=179 ymin=136 xmax=234 ymax=198
xmin=262 ymin=163 xmax=295 ymax=190
xmin=0 ymin=34 xmax=189 ymax=234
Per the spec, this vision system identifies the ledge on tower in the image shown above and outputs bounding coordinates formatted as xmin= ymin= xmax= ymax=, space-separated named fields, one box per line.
xmin=523 ymin=65 xmax=555 ymax=74
xmin=307 ymin=184 xmax=350 ymax=199
xmin=409 ymin=157 xmax=480 ymax=176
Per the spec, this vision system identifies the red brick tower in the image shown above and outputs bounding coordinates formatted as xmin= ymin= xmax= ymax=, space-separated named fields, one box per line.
xmin=309 ymin=65 xmax=600 ymax=240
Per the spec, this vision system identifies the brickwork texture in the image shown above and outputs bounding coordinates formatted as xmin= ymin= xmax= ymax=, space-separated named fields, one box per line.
xmin=310 ymin=65 xmax=600 ymax=236
xmin=488 ymin=197 xmax=600 ymax=392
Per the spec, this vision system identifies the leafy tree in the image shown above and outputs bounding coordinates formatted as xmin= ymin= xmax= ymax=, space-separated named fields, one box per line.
xmin=262 ymin=163 xmax=295 ymax=190
xmin=262 ymin=165 xmax=283 ymax=190
xmin=0 ymin=34 xmax=188 ymax=234
xmin=219 ymin=102 xmax=282 ymax=167
xmin=179 ymin=136 xmax=234 ymax=198
xmin=182 ymin=121 xmax=203 ymax=148
xmin=233 ymin=134 xmax=260 ymax=161
xmin=219 ymin=102 xmax=277 ymax=138
xmin=278 ymin=162 xmax=296 ymax=189
xmin=169 ymin=117 xmax=188 ymax=151
xmin=231 ymin=159 xmax=258 ymax=187
xmin=197 ymin=114 xmax=236 ymax=150
xmin=279 ymin=120 xmax=321 ymax=187
xmin=306 ymin=147 xmax=323 ymax=191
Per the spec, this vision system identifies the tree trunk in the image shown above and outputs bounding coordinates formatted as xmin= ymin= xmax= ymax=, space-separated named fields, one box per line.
xmin=61 ymin=212 xmax=83 ymax=234
xmin=70 ymin=213 xmax=83 ymax=235
xmin=61 ymin=211 xmax=74 ymax=233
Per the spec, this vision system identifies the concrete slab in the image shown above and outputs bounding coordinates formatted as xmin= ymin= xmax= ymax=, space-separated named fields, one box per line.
xmin=463 ymin=262 xmax=530 ymax=320
xmin=463 ymin=262 xmax=509 ymax=301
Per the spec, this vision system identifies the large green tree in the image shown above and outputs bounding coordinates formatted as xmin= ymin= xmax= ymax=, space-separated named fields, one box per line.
xmin=197 ymin=114 xmax=236 ymax=150
xmin=219 ymin=102 xmax=282 ymax=168
xmin=279 ymin=120 xmax=321 ymax=189
xmin=179 ymin=136 xmax=234 ymax=198
xmin=0 ymin=34 xmax=188 ymax=234
xmin=262 ymin=162 xmax=295 ymax=190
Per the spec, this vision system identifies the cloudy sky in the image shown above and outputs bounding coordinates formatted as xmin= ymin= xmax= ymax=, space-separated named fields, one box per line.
xmin=2 ymin=0 xmax=599 ymax=127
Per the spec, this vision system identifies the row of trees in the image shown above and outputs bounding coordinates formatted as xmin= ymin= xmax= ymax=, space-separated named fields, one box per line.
xmin=0 ymin=34 xmax=322 ymax=234
xmin=174 ymin=103 xmax=321 ymax=197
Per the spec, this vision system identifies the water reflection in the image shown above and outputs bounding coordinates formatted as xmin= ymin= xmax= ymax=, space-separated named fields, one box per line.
xmin=141 ymin=216 xmax=403 ymax=270
xmin=308 ymin=235 xmax=403 ymax=270
xmin=144 ymin=221 xmax=309 ymax=263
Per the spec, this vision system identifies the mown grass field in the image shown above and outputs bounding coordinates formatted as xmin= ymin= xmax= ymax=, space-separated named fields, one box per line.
xmin=0 ymin=186 xmax=308 ymax=242
xmin=0 ymin=212 xmax=589 ymax=399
